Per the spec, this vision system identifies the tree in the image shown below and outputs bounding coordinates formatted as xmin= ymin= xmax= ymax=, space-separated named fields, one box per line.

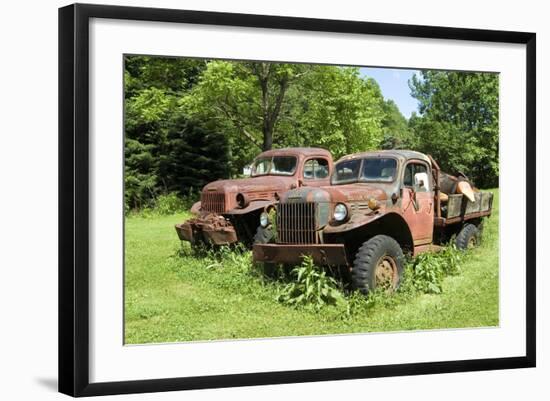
xmin=408 ymin=71 xmax=499 ymax=187
xmin=124 ymin=56 xmax=227 ymax=210
xmin=125 ymin=139 xmax=157 ymax=210
xmin=294 ymin=67 xmax=386 ymax=158
xmin=182 ymin=61 xmax=308 ymax=151
xmin=158 ymin=116 xmax=229 ymax=193
xmin=182 ymin=63 xmax=387 ymax=168
xmin=379 ymin=99 xmax=411 ymax=149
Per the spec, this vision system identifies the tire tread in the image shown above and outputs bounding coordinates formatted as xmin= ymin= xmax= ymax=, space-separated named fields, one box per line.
xmin=351 ymin=234 xmax=404 ymax=295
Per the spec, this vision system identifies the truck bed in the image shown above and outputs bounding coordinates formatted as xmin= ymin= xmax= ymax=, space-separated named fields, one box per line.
xmin=435 ymin=192 xmax=493 ymax=227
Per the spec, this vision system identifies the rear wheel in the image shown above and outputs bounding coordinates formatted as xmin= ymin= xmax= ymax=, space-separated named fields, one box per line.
xmin=351 ymin=235 xmax=404 ymax=296
xmin=455 ymin=223 xmax=480 ymax=250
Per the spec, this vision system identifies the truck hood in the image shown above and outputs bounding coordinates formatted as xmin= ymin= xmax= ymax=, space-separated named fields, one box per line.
xmin=323 ymin=184 xmax=388 ymax=202
xmin=202 ymin=176 xmax=296 ymax=195
xmin=280 ymin=184 xmax=387 ymax=203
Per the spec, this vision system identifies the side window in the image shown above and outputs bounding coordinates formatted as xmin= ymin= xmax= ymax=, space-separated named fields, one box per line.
xmin=404 ymin=164 xmax=414 ymax=187
xmin=303 ymin=158 xmax=329 ymax=180
xmin=403 ymin=162 xmax=430 ymax=191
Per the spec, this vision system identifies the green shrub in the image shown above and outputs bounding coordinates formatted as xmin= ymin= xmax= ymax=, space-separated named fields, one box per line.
xmin=128 ymin=191 xmax=199 ymax=217
xmin=407 ymin=245 xmax=462 ymax=294
xmin=343 ymin=290 xmax=374 ymax=318
xmin=205 ymin=244 xmax=251 ymax=273
xmin=276 ymin=256 xmax=346 ymax=311
xmin=154 ymin=192 xmax=186 ymax=215
xmin=439 ymin=244 xmax=462 ymax=276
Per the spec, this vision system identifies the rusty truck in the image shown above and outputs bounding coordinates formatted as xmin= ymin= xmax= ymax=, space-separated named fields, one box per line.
xmin=175 ymin=147 xmax=334 ymax=247
xmin=252 ymin=150 xmax=493 ymax=295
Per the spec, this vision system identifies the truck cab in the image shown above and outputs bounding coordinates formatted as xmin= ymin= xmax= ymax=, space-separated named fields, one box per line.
xmin=252 ymin=150 xmax=493 ymax=295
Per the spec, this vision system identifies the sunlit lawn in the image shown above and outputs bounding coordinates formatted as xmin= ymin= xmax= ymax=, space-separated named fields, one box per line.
xmin=125 ymin=190 xmax=499 ymax=344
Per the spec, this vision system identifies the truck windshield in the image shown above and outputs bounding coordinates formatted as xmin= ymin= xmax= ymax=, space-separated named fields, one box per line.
xmin=251 ymin=156 xmax=297 ymax=176
xmin=332 ymin=158 xmax=397 ymax=184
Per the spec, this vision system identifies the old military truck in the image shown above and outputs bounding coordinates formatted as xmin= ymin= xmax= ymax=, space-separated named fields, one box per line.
xmin=252 ymin=150 xmax=493 ymax=294
xmin=175 ymin=147 xmax=334 ymax=247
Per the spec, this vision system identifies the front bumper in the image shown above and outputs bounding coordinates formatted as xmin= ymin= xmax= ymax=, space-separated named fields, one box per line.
xmin=175 ymin=213 xmax=238 ymax=245
xmin=252 ymin=243 xmax=348 ymax=266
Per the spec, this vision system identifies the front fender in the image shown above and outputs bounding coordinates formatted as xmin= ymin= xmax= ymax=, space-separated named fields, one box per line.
xmin=190 ymin=201 xmax=202 ymax=215
xmin=224 ymin=200 xmax=275 ymax=215
xmin=323 ymin=212 xmax=386 ymax=234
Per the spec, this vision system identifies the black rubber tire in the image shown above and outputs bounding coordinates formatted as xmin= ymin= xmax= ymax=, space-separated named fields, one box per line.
xmin=253 ymin=225 xmax=275 ymax=244
xmin=455 ymin=223 xmax=480 ymax=250
xmin=253 ymin=225 xmax=277 ymax=278
xmin=351 ymin=235 xmax=404 ymax=296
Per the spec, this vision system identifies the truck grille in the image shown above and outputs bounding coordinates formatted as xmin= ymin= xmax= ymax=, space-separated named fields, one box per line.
xmin=277 ymin=202 xmax=318 ymax=244
xmin=201 ymin=192 xmax=225 ymax=213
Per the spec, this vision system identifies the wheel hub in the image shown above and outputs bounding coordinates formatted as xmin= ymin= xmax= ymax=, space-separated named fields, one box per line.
xmin=375 ymin=256 xmax=398 ymax=291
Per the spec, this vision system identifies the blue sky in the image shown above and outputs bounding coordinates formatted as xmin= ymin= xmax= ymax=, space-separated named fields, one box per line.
xmin=360 ymin=67 xmax=420 ymax=119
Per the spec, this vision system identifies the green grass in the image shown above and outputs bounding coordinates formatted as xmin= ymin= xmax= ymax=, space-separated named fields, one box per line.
xmin=125 ymin=189 xmax=499 ymax=344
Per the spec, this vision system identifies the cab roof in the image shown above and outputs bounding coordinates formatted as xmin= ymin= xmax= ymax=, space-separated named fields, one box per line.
xmin=336 ymin=149 xmax=432 ymax=166
xmin=257 ymin=147 xmax=331 ymax=158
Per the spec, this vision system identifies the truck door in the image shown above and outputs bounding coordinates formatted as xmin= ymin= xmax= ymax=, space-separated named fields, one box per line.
xmin=402 ymin=161 xmax=434 ymax=245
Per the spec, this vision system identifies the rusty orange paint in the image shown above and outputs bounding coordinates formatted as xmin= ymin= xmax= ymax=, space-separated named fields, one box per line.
xmin=175 ymin=148 xmax=334 ymax=246
xmin=253 ymin=150 xmax=494 ymax=267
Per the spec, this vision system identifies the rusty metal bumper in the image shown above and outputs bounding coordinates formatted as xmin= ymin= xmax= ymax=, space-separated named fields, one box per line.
xmin=175 ymin=214 xmax=238 ymax=245
xmin=252 ymin=243 xmax=348 ymax=266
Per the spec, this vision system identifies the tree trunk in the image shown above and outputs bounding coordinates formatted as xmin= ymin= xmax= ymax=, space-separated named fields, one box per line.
xmin=255 ymin=63 xmax=289 ymax=151
xmin=262 ymin=125 xmax=273 ymax=151
xmin=258 ymin=64 xmax=273 ymax=151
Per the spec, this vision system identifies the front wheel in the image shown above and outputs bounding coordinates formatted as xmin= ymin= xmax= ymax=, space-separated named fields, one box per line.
xmin=253 ymin=225 xmax=275 ymax=245
xmin=253 ymin=225 xmax=278 ymax=278
xmin=351 ymin=235 xmax=404 ymax=296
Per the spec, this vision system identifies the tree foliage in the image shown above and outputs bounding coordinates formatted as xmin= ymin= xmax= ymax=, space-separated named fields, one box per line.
xmin=296 ymin=68 xmax=386 ymax=158
xmin=124 ymin=56 xmax=229 ymax=211
xmin=124 ymin=56 xmax=499 ymax=211
xmin=407 ymin=71 xmax=499 ymax=187
xmin=182 ymin=62 xmax=387 ymax=169
xmin=380 ymin=99 xmax=412 ymax=149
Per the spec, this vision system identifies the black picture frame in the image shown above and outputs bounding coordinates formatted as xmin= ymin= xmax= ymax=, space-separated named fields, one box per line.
xmin=59 ymin=3 xmax=536 ymax=397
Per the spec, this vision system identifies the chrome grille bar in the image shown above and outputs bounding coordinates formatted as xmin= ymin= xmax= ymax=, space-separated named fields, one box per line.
xmin=201 ymin=192 xmax=225 ymax=213
xmin=277 ymin=202 xmax=317 ymax=244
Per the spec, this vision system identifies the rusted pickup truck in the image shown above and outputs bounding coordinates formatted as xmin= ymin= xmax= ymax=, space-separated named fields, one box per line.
xmin=175 ymin=147 xmax=334 ymax=247
xmin=252 ymin=150 xmax=493 ymax=294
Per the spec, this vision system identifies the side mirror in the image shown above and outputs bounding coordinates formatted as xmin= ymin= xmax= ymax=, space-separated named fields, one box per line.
xmin=414 ymin=172 xmax=430 ymax=191
xmin=298 ymin=179 xmax=304 ymax=187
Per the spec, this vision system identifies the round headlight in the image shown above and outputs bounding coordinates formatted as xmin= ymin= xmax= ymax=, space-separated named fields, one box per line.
xmin=236 ymin=193 xmax=249 ymax=208
xmin=260 ymin=212 xmax=270 ymax=228
xmin=333 ymin=203 xmax=348 ymax=222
